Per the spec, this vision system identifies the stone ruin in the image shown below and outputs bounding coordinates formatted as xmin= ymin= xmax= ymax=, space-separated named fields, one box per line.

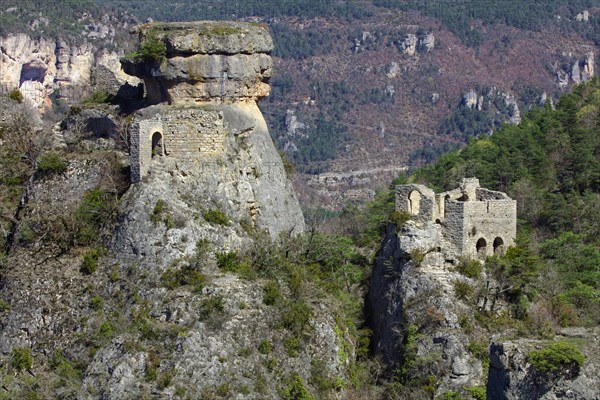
xmin=395 ymin=178 xmax=516 ymax=259
xmin=121 ymin=21 xmax=274 ymax=182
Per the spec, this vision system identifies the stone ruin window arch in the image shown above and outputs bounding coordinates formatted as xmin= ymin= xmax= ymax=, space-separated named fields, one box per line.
xmin=476 ymin=238 xmax=487 ymax=259
xmin=408 ymin=190 xmax=421 ymax=215
xmin=151 ymin=131 xmax=164 ymax=158
xmin=493 ymin=237 xmax=505 ymax=256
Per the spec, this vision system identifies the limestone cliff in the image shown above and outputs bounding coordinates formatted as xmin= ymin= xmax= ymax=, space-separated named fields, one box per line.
xmin=0 ymin=33 xmax=141 ymax=107
xmin=487 ymin=330 xmax=600 ymax=400
xmin=0 ymin=22 xmax=341 ymax=400
xmin=369 ymin=222 xmax=486 ymax=396
xmin=120 ymin=21 xmax=273 ymax=105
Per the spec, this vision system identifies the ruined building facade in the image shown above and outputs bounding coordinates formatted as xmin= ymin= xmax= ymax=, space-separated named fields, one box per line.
xmin=395 ymin=178 xmax=516 ymax=259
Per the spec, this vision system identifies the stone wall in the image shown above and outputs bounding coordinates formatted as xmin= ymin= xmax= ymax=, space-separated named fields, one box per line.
xmin=460 ymin=199 xmax=516 ymax=258
xmin=130 ymin=107 xmax=227 ymax=182
xmin=395 ymin=184 xmax=436 ymax=222
xmin=395 ymin=178 xmax=517 ymax=259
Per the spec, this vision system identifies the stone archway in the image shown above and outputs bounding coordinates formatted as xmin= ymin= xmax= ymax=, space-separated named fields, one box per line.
xmin=151 ymin=131 xmax=164 ymax=158
xmin=408 ymin=190 xmax=421 ymax=215
xmin=476 ymin=238 xmax=487 ymax=259
xmin=493 ymin=237 xmax=505 ymax=256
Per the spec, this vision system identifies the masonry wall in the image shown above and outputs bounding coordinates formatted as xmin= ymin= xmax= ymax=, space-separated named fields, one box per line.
xmin=395 ymin=184 xmax=437 ymax=222
xmin=461 ymin=200 xmax=517 ymax=258
xmin=161 ymin=108 xmax=226 ymax=159
xmin=130 ymin=116 xmax=163 ymax=183
xmin=130 ymin=107 xmax=227 ymax=182
xmin=442 ymin=201 xmax=466 ymax=256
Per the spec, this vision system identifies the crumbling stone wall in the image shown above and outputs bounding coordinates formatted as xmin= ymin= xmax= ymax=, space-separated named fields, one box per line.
xmin=395 ymin=178 xmax=516 ymax=259
xmin=395 ymin=184 xmax=437 ymax=222
xmin=130 ymin=108 xmax=227 ymax=182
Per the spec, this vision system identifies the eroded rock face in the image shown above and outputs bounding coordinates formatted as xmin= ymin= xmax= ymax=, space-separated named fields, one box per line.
xmin=0 ymin=33 xmax=141 ymax=107
xmin=121 ymin=21 xmax=303 ymax=241
xmin=488 ymin=333 xmax=600 ymax=400
xmin=369 ymin=222 xmax=485 ymax=395
xmin=121 ymin=21 xmax=274 ymax=104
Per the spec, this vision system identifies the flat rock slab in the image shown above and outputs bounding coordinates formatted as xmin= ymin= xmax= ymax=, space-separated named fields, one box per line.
xmin=132 ymin=21 xmax=274 ymax=55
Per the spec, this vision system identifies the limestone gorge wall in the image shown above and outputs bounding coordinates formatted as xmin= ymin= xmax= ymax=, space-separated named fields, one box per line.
xmin=369 ymin=222 xmax=486 ymax=397
xmin=0 ymin=22 xmax=344 ymax=400
xmin=0 ymin=33 xmax=141 ymax=107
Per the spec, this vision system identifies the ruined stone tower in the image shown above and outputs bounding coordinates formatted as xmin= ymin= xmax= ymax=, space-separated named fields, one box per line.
xmin=396 ymin=178 xmax=516 ymax=259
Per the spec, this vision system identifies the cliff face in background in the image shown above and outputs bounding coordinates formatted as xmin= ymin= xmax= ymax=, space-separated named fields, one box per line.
xmin=2 ymin=6 xmax=599 ymax=209
xmin=0 ymin=33 xmax=141 ymax=107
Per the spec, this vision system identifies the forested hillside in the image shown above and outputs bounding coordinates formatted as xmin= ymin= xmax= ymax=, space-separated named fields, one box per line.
xmin=412 ymin=78 xmax=600 ymax=328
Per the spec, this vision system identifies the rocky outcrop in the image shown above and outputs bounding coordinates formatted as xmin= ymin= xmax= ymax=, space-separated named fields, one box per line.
xmin=119 ymin=21 xmax=303 ymax=245
xmin=369 ymin=222 xmax=485 ymax=395
xmin=487 ymin=330 xmax=600 ymax=400
xmin=0 ymin=33 xmax=141 ymax=107
xmin=121 ymin=21 xmax=273 ymax=105
xmin=397 ymin=33 xmax=418 ymax=56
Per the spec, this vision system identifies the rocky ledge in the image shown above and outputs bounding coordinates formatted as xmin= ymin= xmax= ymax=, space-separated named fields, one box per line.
xmin=121 ymin=21 xmax=274 ymax=104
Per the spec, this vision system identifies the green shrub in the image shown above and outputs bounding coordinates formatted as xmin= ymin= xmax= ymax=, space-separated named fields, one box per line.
xmin=216 ymin=383 xmax=230 ymax=397
xmin=467 ymin=339 xmax=490 ymax=370
xmin=263 ymin=280 xmax=282 ymax=306
xmin=157 ymin=371 xmax=173 ymax=389
xmin=80 ymin=247 xmax=105 ymax=274
xmin=76 ymin=188 xmax=115 ymax=245
xmin=409 ymin=248 xmax=426 ymax=266
xmin=390 ymin=210 xmax=411 ymax=228
xmin=466 ymin=386 xmax=486 ymax=400
xmin=11 ymin=347 xmax=32 ymax=372
xmin=37 ymin=152 xmax=68 ymax=176
xmin=203 ymin=208 xmax=230 ymax=226
xmin=151 ymin=199 xmax=166 ymax=223
xmin=282 ymin=373 xmax=315 ymax=400
xmin=49 ymin=349 xmax=82 ymax=382
xmin=0 ymin=298 xmax=11 ymax=312
xmin=90 ymin=295 xmax=103 ymax=311
xmin=139 ymin=32 xmax=167 ymax=62
xmin=82 ymin=91 xmax=113 ymax=104
xmin=527 ymin=341 xmax=585 ymax=374
xmin=258 ymin=340 xmax=273 ymax=354
xmin=281 ymin=301 xmax=312 ymax=335
xmin=453 ymin=280 xmax=474 ymax=301
xmin=8 ymin=88 xmax=23 ymax=103
xmin=458 ymin=314 xmax=474 ymax=334
xmin=160 ymin=264 xmax=206 ymax=292
xmin=216 ymin=251 xmax=240 ymax=271
xmin=199 ymin=296 xmax=225 ymax=321
xmin=99 ymin=321 xmax=116 ymax=338
xmin=457 ymin=258 xmax=482 ymax=279
xmin=284 ymin=336 xmax=300 ymax=357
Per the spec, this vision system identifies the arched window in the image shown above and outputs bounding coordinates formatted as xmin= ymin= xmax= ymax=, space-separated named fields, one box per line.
xmin=493 ymin=237 xmax=504 ymax=256
xmin=151 ymin=132 xmax=163 ymax=158
xmin=476 ymin=238 xmax=487 ymax=259
xmin=408 ymin=190 xmax=421 ymax=215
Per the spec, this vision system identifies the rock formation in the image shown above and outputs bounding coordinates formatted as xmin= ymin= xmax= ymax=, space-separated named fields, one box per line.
xmin=115 ymin=21 xmax=303 ymax=255
xmin=0 ymin=33 xmax=141 ymax=107
xmin=369 ymin=179 xmax=517 ymax=395
xmin=120 ymin=21 xmax=273 ymax=105
xmin=0 ymin=21 xmax=345 ymax=400
xmin=487 ymin=330 xmax=600 ymax=399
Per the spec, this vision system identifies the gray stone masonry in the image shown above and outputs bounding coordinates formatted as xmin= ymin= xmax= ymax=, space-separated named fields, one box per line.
xmin=395 ymin=178 xmax=516 ymax=259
